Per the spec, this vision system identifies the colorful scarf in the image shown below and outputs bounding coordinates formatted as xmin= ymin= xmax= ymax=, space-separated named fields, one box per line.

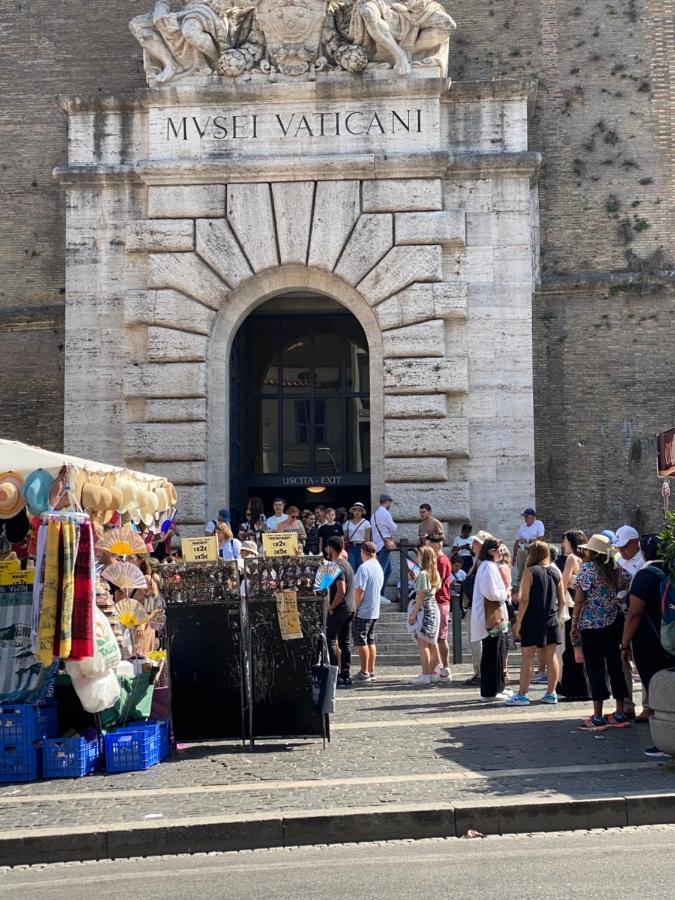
xmin=70 ymin=521 xmax=95 ymax=660
xmin=55 ymin=521 xmax=76 ymax=658
xmin=35 ymin=520 xmax=60 ymax=666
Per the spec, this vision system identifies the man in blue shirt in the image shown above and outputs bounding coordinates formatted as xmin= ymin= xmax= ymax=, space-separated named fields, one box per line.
xmin=352 ymin=541 xmax=384 ymax=682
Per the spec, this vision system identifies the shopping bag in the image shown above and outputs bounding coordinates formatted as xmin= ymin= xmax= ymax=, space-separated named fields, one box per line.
xmin=311 ymin=634 xmax=338 ymax=715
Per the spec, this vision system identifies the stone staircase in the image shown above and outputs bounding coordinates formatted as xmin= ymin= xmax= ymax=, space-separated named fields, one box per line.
xmin=374 ymin=604 xmax=419 ymax=666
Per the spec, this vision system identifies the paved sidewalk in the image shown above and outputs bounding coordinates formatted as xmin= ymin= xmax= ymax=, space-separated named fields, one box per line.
xmin=0 ymin=665 xmax=671 ymax=841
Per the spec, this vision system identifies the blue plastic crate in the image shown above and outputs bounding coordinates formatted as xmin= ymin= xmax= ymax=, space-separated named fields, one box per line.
xmin=116 ymin=720 xmax=170 ymax=760
xmin=0 ymin=744 xmax=39 ymax=783
xmin=0 ymin=702 xmax=58 ymax=746
xmin=104 ymin=727 xmax=160 ymax=773
xmin=43 ymin=736 xmax=101 ymax=779
xmin=0 ymin=705 xmax=39 ymax=746
xmin=36 ymin=701 xmax=58 ymax=739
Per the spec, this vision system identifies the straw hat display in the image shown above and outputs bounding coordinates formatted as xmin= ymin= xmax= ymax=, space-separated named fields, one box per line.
xmin=0 ymin=472 xmax=25 ymax=519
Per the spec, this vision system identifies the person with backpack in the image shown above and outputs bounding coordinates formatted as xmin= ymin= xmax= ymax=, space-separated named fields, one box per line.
xmin=505 ymin=540 xmax=565 ymax=706
xmin=621 ymin=533 xmax=675 ymax=754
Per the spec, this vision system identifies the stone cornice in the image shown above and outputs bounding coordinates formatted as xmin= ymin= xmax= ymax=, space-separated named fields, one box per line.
xmin=54 ymin=149 xmax=542 ymax=186
xmin=56 ymin=76 xmax=535 ymax=115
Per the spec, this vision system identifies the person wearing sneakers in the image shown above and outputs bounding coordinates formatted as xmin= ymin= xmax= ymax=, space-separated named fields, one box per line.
xmin=461 ymin=530 xmax=493 ymax=686
xmin=407 ymin=545 xmax=441 ymax=685
xmin=615 ymin=524 xmax=645 ymax=720
xmin=572 ymin=534 xmax=631 ymax=732
xmin=471 ymin=537 xmax=512 ymax=701
xmin=506 ymin=540 xmax=565 ymax=706
xmin=351 ymin=541 xmax=384 ymax=682
xmin=428 ymin=533 xmax=452 ymax=682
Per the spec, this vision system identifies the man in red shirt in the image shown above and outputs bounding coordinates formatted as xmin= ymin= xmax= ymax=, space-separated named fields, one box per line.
xmin=427 ymin=533 xmax=451 ymax=681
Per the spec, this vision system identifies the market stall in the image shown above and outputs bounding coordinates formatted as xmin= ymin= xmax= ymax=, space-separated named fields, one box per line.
xmin=0 ymin=440 xmax=177 ymax=782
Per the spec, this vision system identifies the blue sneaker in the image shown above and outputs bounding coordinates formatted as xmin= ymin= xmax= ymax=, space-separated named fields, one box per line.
xmin=541 ymin=692 xmax=558 ymax=704
xmin=504 ymin=692 xmax=530 ymax=706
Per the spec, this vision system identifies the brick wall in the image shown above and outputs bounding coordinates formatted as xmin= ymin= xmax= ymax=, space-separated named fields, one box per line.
xmin=0 ymin=2 xmax=673 ymax=534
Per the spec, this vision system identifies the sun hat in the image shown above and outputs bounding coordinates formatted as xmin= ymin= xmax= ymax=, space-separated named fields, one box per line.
xmin=614 ymin=525 xmax=640 ymax=548
xmin=469 ymin=530 xmax=493 ymax=545
xmin=350 ymin=501 xmax=366 ymax=512
xmin=22 ymin=469 xmax=54 ymax=516
xmin=240 ymin=540 xmax=258 ymax=557
xmin=0 ymin=472 xmax=26 ymax=519
xmin=578 ymin=534 xmax=614 ymax=559
xmin=521 ymin=507 xmax=536 ymax=517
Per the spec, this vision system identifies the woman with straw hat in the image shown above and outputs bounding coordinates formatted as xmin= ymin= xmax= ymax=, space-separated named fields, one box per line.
xmin=345 ymin=502 xmax=371 ymax=573
xmin=571 ymin=534 xmax=631 ymax=732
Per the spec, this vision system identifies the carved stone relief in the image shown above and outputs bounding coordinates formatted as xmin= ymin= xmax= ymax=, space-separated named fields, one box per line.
xmin=130 ymin=0 xmax=456 ymax=81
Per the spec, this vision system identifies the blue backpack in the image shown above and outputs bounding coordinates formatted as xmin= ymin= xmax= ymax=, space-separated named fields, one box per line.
xmin=641 ymin=565 xmax=675 ymax=657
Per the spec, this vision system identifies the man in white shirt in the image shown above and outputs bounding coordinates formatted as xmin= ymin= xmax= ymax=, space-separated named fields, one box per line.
xmin=512 ymin=507 xmax=545 ymax=593
xmin=371 ymin=493 xmax=397 ymax=592
xmin=267 ymin=497 xmax=288 ymax=531
xmin=616 ymin=524 xmax=644 ymax=719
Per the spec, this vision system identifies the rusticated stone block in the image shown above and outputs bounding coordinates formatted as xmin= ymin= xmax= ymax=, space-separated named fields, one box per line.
xmin=308 ymin=181 xmax=360 ymax=271
xmin=382 ymin=320 xmax=445 ymax=358
xmin=384 ymin=458 xmax=449 ymax=482
xmin=125 ymin=363 xmax=206 ymax=399
xmin=148 ymin=253 xmax=227 ymax=310
xmin=334 ymin=214 xmax=393 ymax=285
xmin=126 ymin=219 xmax=194 ymax=253
xmin=148 ymin=185 xmax=225 ymax=218
xmin=271 ymin=181 xmax=314 ymax=265
xmin=362 ymin=179 xmax=443 ymax=213
xmin=124 ymin=423 xmax=207 ymax=462
xmin=196 ymin=219 xmax=253 ymax=288
xmin=227 ymin=183 xmax=278 ymax=272
xmin=124 ymin=289 xmax=215 ymax=335
xmin=377 ymin=282 xmax=468 ymax=331
xmin=384 ymin=418 xmax=469 ymax=457
xmin=395 ymin=210 xmax=466 ymax=246
xmin=358 ymin=245 xmax=443 ymax=305
xmin=146 ymin=327 xmax=207 ymax=362
xmin=385 ymin=394 xmax=448 ymax=418
xmin=383 ymin=357 xmax=468 ymax=395
xmin=383 ymin=482 xmax=470 ymax=521
xmin=145 ymin=398 xmax=207 ymax=423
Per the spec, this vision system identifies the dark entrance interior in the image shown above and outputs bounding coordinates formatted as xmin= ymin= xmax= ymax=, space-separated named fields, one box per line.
xmin=229 ymin=293 xmax=370 ymax=525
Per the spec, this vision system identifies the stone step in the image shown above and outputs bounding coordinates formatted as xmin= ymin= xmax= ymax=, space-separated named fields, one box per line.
xmin=373 ymin=654 xmax=420 ymax=666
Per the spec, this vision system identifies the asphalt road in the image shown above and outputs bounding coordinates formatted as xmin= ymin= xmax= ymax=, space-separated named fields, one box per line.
xmin=0 ymin=826 xmax=672 ymax=899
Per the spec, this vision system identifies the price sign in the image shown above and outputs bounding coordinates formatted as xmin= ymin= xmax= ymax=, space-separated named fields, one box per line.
xmin=262 ymin=532 xmax=298 ymax=558
xmin=181 ymin=536 xmax=219 ymax=564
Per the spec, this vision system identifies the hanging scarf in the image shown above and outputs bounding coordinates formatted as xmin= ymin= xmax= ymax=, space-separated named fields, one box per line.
xmin=55 ymin=521 xmax=76 ymax=658
xmin=35 ymin=520 xmax=60 ymax=666
xmin=70 ymin=521 xmax=95 ymax=660
xmin=31 ymin=522 xmax=48 ymax=652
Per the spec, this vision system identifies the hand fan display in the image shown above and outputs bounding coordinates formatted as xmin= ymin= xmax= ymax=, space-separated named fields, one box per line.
xmin=313 ymin=561 xmax=342 ymax=593
xmin=96 ymin=526 xmax=148 ymax=556
xmin=111 ymin=597 xmax=149 ymax=629
xmin=103 ymin=561 xmax=147 ymax=593
xmin=406 ymin=558 xmax=421 ymax=579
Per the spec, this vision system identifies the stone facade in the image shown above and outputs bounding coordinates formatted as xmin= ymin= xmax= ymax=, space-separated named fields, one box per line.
xmin=55 ymin=71 xmax=538 ymax=538
xmin=0 ymin=2 xmax=673 ymax=540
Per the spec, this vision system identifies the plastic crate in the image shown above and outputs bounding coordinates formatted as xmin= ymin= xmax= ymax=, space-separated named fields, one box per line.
xmin=104 ymin=727 xmax=160 ymax=773
xmin=36 ymin=701 xmax=58 ymax=739
xmin=0 ymin=744 xmax=39 ymax=783
xmin=43 ymin=736 xmax=101 ymax=779
xmin=116 ymin=720 xmax=170 ymax=760
xmin=0 ymin=702 xmax=58 ymax=747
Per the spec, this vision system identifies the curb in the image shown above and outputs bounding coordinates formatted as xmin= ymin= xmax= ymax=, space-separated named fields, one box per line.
xmin=2 ymin=794 xmax=675 ymax=867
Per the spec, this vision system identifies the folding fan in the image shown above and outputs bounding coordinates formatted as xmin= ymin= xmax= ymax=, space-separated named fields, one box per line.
xmin=103 ymin=561 xmax=147 ymax=592
xmin=96 ymin=526 xmax=148 ymax=556
xmin=112 ymin=597 xmax=149 ymax=629
xmin=313 ymin=561 xmax=342 ymax=593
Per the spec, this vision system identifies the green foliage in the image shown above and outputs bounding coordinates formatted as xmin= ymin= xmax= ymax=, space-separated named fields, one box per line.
xmin=657 ymin=511 xmax=675 ymax=577
xmin=606 ymin=195 xmax=621 ymax=214
xmin=632 ymin=216 xmax=650 ymax=232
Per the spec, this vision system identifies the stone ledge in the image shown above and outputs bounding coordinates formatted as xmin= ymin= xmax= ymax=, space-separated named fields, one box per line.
xmin=385 ymin=418 xmax=469 ymax=458
xmin=384 ymin=458 xmax=448 ymax=482
xmin=148 ymin=185 xmax=225 ymax=218
xmin=125 ymin=362 xmax=207 ymax=399
xmin=359 ymin=245 xmax=443 ymax=305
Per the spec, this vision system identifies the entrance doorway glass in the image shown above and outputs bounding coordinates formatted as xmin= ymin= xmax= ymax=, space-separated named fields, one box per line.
xmin=229 ymin=293 xmax=371 ymax=521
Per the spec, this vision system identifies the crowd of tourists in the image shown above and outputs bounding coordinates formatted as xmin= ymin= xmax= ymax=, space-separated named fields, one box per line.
xmin=197 ymin=497 xmax=673 ymax=757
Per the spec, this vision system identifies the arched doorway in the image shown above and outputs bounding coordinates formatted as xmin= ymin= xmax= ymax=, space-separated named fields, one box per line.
xmin=229 ymin=291 xmax=370 ymax=522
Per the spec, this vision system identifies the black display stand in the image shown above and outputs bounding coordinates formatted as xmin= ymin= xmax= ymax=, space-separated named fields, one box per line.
xmin=163 ymin=561 xmax=245 ymax=742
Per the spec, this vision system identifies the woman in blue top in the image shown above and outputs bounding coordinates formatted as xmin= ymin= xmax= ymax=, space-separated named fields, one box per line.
xmin=571 ymin=534 xmax=630 ymax=732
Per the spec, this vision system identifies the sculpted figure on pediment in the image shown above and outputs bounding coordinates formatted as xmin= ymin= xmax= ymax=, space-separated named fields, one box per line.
xmin=338 ymin=0 xmax=456 ymax=75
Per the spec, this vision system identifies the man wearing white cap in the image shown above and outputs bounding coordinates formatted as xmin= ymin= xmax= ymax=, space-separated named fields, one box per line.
xmin=615 ymin=525 xmax=644 ymax=577
xmin=615 ymin=524 xmax=645 ymax=719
